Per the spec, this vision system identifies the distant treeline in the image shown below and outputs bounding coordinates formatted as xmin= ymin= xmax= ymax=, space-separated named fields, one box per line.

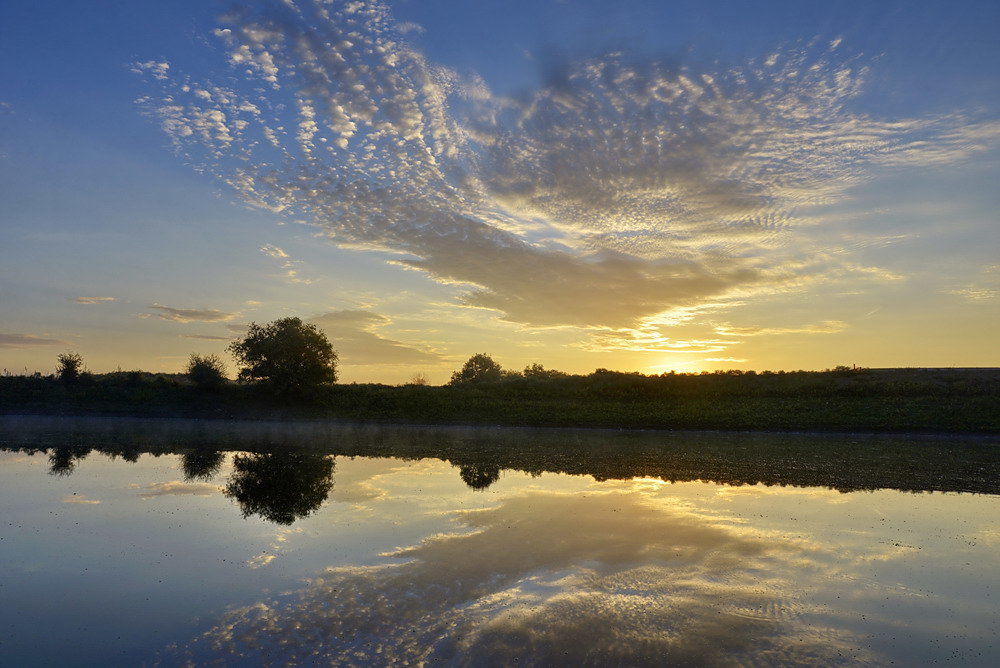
xmin=2 ymin=365 xmax=999 ymax=433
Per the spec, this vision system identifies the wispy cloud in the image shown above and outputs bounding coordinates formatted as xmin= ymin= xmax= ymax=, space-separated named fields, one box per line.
xmin=73 ymin=296 xmax=117 ymax=304
xmin=180 ymin=333 xmax=235 ymax=341
xmin=310 ymin=310 xmax=443 ymax=365
xmin=138 ymin=0 xmax=998 ymax=336
xmin=149 ymin=303 xmax=240 ymax=323
xmin=0 ymin=333 xmax=67 ymax=348
xmin=714 ymin=320 xmax=847 ymax=337
xmin=945 ymin=264 xmax=1000 ymax=303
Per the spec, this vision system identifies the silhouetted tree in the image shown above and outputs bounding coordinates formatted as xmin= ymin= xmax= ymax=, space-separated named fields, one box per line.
xmin=181 ymin=449 xmax=226 ymax=481
xmin=56 ymin=352 xmax=84 ymax=384
xmin=186 ymin=353 xmax=227 ymax=390
xmin=228 ymin=317 xmax=338 ymax=397
xmin=224 ymin=452 xmax=334 ymax=524
xmin=449 ymin=353 xmax=503 ymax=385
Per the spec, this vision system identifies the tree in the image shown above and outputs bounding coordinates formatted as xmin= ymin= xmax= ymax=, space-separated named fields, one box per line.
xmin=449 ymin=353 xmax=503 ymax=385
xmin=56 ymin=352 xmax=84 ymax=384
xmin=186 ymin=353 xmax=227 ymax=390
xmin=228 ymin=317 xmax=338 ymax=396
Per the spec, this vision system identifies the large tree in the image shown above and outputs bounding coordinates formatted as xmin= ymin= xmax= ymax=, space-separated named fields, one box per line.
xmin=449 ymin=353 xmax=503 ymax=385
xmin=228 ymin=317 xmax=338 ymax=396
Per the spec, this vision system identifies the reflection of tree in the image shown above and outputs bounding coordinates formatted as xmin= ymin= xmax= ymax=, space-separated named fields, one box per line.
xmin=181 ymin=449 xmax=226 ymax=481
xmin=224 ymin=452 xmax=334 ymax=525
xmin=48 ymin=446 xmax=91 ymax=476
xmin=458 ymin=462 xmax=501 ymax=490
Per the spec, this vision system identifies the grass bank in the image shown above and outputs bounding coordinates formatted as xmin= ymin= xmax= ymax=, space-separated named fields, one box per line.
xmin=2 ymin=367 xmax=998 ymax=434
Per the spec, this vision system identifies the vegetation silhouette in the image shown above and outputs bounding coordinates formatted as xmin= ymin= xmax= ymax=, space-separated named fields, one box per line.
xmin=186 ymin=354 xmax=227 ymax=390
xmin=450 ymin=353 xmax=503 ymax=385
xmin=228 ymin=317 xmax=338 ymax=398
xmin=181 ymin=449 xmax=226 ymax=481
xmin=2 ymin=360 xmax=999 ymax=433
xmin=56 ymin=353 xmax=85 ymax=384
xmin=458 ymin=462 xmax=502 ymax=490
xmin=47 ymin=445 xmax=91 ymax=476
xmin=224 ymin=451 xmax=335 ymax=525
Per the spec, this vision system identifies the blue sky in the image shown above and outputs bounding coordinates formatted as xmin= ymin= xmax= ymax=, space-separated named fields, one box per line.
xmin=2 ymin=0 xmax=998 ymax=382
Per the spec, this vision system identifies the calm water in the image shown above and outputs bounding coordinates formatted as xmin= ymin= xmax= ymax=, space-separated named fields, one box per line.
xmin=2 ymin=416 xmax=999 ymax=666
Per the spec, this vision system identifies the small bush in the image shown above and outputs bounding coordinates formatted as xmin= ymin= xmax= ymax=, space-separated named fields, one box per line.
xmin=56 ymin=352 xmax=84 ymax=384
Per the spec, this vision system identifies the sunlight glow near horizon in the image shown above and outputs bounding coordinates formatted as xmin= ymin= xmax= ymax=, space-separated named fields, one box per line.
xmin=1 ymin=0 xmax=998 ymax=383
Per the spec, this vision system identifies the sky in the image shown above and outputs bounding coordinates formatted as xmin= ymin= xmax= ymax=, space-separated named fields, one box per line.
xmin=1 ymin=0 xmax=998 ymax=384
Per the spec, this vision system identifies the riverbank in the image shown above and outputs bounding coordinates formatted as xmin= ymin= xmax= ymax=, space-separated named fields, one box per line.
xmin=3 ymin=367 xmax=998 ymax=434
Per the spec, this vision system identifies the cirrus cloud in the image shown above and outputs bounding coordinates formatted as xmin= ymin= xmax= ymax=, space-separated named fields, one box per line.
xmin=148 ymin=303 xmax=240 ymax=323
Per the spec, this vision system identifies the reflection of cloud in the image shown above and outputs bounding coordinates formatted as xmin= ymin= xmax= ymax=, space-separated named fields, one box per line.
xmin=0 ymin=332 xmax=68 ymax=348
xmin=247 ymin=527 xmax=306 ymax=569
xmin=61 ymin=494 xmax=101 ymax=505
xmin=73 ymin=296 xmax=116 ymax=304
xmin=169 ymin=490 xmax=874 ymax=665
xmin=136 ymin=480 xmax=221 ymax=498
xmin=310 ymin=310 xmax=442 ymax=365
xmin=139 ymin=2 xmax=998 ymax=335
xmin=148 ymin=304 xmax=239 ymax=323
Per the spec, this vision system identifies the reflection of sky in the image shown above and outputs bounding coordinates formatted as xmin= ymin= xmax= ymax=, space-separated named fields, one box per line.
xmin=2 ymin=447 xmax=1000 ymax=666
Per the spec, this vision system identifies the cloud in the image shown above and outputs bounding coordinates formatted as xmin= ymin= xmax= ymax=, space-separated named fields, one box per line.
xmin=138 ymin=1 xmax=999 ymax=333
xmin=309 ymin=310 xmax=443 ymax=365
xmin=180 ymin=334 xmax=235 ymax=341
xmin=135 ymin=480 xmax=221 ymax=498
xmin=705 ymin=357 xmax=748 ymax=363
xmin=73 ymin=296 xmax=117 ymax=304
xmin=165 ymin=490 xmax=874 ymax=665
xmin=149 ymin=303 xmax=240 ymax=323
xmin=714 ymin=320 xmax=847 ymax=337
xmin=0 ymin=333 xmax=67 ymax=348
xmin=131 ymin=60 xmax=170 ymax=80
xmin=945 ymin=264 xmax=1000 ymax=302
xmin=259 ymin=244 xmax=288 ymax=258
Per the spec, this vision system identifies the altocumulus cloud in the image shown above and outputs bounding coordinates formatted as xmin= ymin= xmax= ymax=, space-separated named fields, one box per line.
xmin=137 ymin=0 xmax=997 ymax=337
xmin=148 ymin=303 xmax=239 ymax=323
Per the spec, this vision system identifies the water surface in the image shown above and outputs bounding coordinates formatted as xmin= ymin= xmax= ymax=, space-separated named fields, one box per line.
xmin=1 ymin=416 xmax=998 ymax=666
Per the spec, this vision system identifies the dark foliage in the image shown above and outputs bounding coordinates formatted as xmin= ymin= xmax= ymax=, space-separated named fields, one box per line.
xmin=228 ymin=318 xmax=338 ymax=397
xmin=450 ymin=353 xmax=503 ymax=385
xmin=56 ymin=352 xmax=84 ymax=384
xmin=186 ymin=354 xmax=227 ymax=390
xmin=224 ymin=452 xmax=335 ymax=524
